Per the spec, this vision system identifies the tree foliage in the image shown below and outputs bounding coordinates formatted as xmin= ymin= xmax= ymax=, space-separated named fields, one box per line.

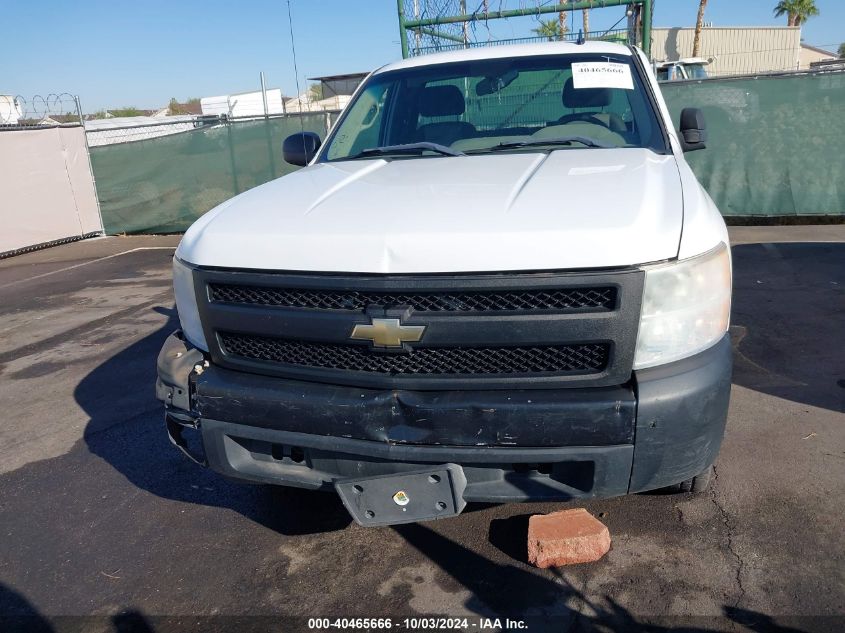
xmin=308 ymin=83 xmax=323 ymax=102
xmin=532 ymin=18 xmax=565 ymax=41
xmin=168 ymin=97 xmax=200 ymax=115
xmin=108 ymin=107 xmax=145 ymax=117
xmin=773 ymin=0 xmax=819 ymax=26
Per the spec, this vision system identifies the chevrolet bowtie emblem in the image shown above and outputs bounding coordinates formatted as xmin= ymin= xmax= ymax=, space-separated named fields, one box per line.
xmin=350 ymin=318 xmax=426 ymax=348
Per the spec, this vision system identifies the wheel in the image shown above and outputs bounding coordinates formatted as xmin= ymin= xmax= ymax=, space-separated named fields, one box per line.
xmin=678 ymin=465 xmax=713 ymax=494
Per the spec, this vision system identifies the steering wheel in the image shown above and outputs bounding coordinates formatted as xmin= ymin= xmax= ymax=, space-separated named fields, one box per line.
xmin=556 ymin=112 xmax=609 ymax=128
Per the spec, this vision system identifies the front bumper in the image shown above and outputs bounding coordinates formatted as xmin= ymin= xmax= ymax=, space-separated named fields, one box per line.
xmin=157 ymin=332 xmax=732 ymax=505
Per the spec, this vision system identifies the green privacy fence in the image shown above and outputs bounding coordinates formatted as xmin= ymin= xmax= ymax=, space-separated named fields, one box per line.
xmin=660 ymin=69 xmax=845 ymax=217
xmin=90 ymin=69 xmax=844 ymax=235
xmin=90 ymin=114 xmax=329 ymax=234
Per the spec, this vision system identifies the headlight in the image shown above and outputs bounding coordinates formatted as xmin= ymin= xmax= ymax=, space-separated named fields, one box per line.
xmin=172 ymin=257 xmax=208 ymax=351
xmin=634 ymin=243 xmax=731 ymax=369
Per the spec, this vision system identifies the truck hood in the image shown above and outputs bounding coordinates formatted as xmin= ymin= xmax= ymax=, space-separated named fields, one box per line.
xmin=178 ymin=148 xmax=683 ymax=273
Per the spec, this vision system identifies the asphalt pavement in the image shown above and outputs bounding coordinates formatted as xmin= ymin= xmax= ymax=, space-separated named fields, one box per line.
xmin=0 ymin=228 xmax=842 ymax=633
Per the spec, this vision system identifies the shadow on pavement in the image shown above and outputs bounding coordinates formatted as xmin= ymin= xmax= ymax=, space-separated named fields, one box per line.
xmin=394 ymin=524 xmax=816 ymax=631
xmin=488 ymin=513 xmax=532 ymax=563
xmin=77 ymin=307 xmax=352 ymax=537
xmin=112 ymin=610 xmax=157 ymax=633
xmin=0 ymin=574 xmax=820 ymax=633
xmin=730 ymin=243 xmax=845 ymax=413
xmin=396 ymin=521 xmax=567 ymax=619
xmin=0 ymin=584 xmax=53 ymax=633
xmin=0 ymin=584 xmax=151 ymax=633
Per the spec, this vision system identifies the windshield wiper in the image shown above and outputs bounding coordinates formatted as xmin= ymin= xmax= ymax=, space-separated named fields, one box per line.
xmin=472 ymin=136 xmax=615 ymax=152
xmin=347 ymin=142 xmax=465 ymax=159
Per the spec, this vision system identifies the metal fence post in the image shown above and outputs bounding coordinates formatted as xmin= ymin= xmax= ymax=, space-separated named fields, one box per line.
xmin=642 ymin=0 xmax=652 ymax=56
xmin=226 ymin=120 xmax=240 ymax=195
xmin=397 ymin=0 xmax=409 ymax=58
xmin=260 ymin=72 xmax=277 ymax=180
xmin=75 ymin=95 xmax=105 ymax=234
xmin=260 ymin=71 xmax=269 ymax=118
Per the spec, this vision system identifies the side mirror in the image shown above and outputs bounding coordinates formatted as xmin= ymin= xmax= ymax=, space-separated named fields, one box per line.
xmin=283 ymin=132 xmax=322 ymax=166
xmin=679 ymin=107 xmax=707 ymax=152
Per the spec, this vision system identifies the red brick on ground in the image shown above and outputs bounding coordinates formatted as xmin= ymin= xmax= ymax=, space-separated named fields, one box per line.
xmin=527 ymin=508 xmax=611 ymax=568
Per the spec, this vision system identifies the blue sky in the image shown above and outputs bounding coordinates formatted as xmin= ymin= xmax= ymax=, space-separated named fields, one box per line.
xmin=2 ymin=0 xmax=842 ymax=111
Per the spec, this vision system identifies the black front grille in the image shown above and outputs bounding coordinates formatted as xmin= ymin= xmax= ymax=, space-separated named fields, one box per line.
xmin=195 ymin=266 xmax=644 ymax=390
xmin=220 ymin=332 xmax=609 ymax=376
xmin=209 ymin=283 xmax=616 ymax=313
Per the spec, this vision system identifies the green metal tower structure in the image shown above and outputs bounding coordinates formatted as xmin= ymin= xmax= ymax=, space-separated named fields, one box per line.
xmin=397 ymin=0 xmax=653 ymax=59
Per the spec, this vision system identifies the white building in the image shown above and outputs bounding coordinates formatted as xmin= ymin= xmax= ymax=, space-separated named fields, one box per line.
xmin=651 ymin=26 xmax=836 ymax=77
xmin=799 ymin=43 xmax=838 ymax=68
xmin=201 ymin=88 xmax=287 ymax=118
xmin=283 ymin=93 xmax=351 ymax=113
xmin=0 ymin=95 xmax=24 ymax=125
xmin=84 ymin=115 xmax=197 ymax=147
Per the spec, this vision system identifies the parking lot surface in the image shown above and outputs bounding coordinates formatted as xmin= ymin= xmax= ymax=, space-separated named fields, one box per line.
xmin=0 ymin=228 xmax=843 ymax=632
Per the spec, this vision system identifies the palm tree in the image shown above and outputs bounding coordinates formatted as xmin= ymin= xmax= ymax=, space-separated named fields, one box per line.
xmin=533 ymin=18 xmax=565 ymax=42
xmin=559 ymin=0 xmax=567 ymax=41
xmin=773 ymin=0 xmax=819 ymax=26
xmin=692 ymin=0 xmax=708 ymax=57
xmin=582 ymin=8 xmax=590 ymax=36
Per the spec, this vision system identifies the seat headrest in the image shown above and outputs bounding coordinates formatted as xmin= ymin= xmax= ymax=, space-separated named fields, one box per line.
xmin=562 ymin=77 xmax=612 ymax=109
xmin=419 ymin=85 xmax=466 ymax=117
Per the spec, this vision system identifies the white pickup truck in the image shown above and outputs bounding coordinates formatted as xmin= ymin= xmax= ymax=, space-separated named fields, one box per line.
xmin=157 ymin=42 xmax=732 ymax=526
xmin=655 ymin=57 xmax=712 ymax=81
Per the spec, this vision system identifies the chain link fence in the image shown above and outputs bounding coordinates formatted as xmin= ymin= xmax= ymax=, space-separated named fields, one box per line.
xmin=661 ymin=67 xmax=845 ymax=217
xmin=85 ymin=116 xmax=200 ymax=147
xmin=88 ymin=113 xmax=335 ymax=234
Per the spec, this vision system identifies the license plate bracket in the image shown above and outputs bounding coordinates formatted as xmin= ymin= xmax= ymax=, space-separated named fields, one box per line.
xmin=335 ymin=464 xmax=467 ymax=527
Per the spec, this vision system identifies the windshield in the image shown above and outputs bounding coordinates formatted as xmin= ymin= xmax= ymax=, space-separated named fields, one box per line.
xmin=322 ymin=53 xmax=667 ymax=161
xmin=685 ymin=63 xmax=709 ymax=79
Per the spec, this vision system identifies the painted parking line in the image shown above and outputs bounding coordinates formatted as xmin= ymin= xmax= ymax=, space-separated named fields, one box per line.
xmin=0 ymin=247 xmax=176 ymax=291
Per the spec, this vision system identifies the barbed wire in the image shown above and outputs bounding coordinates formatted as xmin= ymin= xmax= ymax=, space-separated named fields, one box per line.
xmin=0 ymin=93 xmax=81 ymax=127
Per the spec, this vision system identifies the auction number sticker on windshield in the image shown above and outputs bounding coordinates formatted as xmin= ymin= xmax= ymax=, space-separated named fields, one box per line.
xmin=572 ymin=62 xmax=634 ymax=90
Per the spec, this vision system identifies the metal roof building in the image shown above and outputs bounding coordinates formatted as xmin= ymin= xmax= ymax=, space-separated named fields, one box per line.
xmin=651 ymin=26 xmax=830 ymax=77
